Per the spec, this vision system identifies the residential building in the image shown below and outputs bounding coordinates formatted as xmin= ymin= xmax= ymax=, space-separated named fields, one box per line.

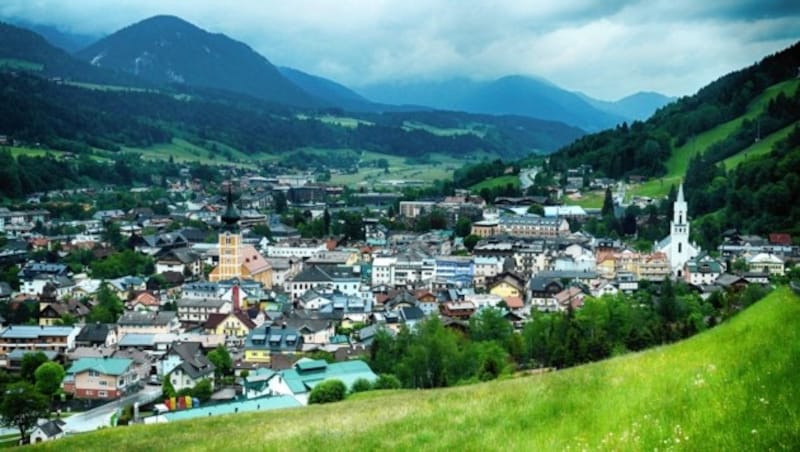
xmin=243 ymin=323 xmax=303 ymax=365
xmin=176 ymin=298 xmax=232 ymax=324
xmin=289 ymin=265 xmax=361 ymax=300
xmin=0 ymin=325 xmax=79 ymax=367
xmin=63 ymin=357 xmax=137 ymax=399
xmin=161 ymin=342 xmax=215 ymax=392
xmin=117 ymin=311 xmax=180 ymax=335
xmin=203 ymin=311 xmax=256 ymax=345
xmin=746 ymin=253 xmax=785 ymax=276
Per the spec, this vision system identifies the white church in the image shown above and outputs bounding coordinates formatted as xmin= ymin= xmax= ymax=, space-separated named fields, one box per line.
xmin=655 ymin=184 xmax=700 ymax=277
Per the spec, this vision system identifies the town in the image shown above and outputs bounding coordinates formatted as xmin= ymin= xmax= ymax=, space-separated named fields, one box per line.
xmin=0 ymin=161 xmax=795 ymax=444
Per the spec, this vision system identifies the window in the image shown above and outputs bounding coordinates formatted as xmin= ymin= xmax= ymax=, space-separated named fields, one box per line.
xmin=99 ymin=381 xmax=108 ymax=386
xmin=98 ymin=391 xmax=107 ymax=398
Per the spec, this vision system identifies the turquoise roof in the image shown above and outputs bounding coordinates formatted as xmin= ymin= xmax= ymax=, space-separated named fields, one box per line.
xmin=281 ymin=358 xmax=377 ymax=394
xmin=159 ymin=395 xmax=301 ymax=422
xmin=68 ymin=358 xmax=133 ymax=376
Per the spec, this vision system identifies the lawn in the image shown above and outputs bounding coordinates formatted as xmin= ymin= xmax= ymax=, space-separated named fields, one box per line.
xmin=36 ymin=287 xmax=800 ymax=451
xmin=563 ymin=190 xmax=605 ymax=208
xmin=0 ymin=58 xmax=43 ymax=71
xmin=330 ymin=152 xmax=469 ymax=187
xmin=470 ymin=175 xmax=520 ymax=192
xmin=122 ymin=138 xmax=258 ymax=168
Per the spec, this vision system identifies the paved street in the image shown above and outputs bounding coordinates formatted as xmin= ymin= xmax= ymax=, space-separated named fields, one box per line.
xmin=63 ymin=385 xmax=162 ymax=433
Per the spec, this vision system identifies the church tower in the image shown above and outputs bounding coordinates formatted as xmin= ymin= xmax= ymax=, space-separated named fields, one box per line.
xmin=667 ymin=184 xmax=697 ymax=277
xmin=213 ymin=183 xmax=241 ymax=282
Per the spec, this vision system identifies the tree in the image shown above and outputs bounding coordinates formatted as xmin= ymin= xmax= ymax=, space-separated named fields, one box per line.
xmin=34 ymin=362 xmax=66 ymax=401
xmin=454 ymin=217 xmax=472 ymax=238
xmin=601 ymin=186 xmax=614 ymax=217
xmin=20 ymin=352 xmax=48 ymax=382
xmin=192 ymin=379 xmax=213 ymax=402
xmin=273 ymin=191 xmax=288 ymax=214
xmin=87 ymin=283 xmax=124 ymax=323
xmin=463 ymin=234 xmax=481 ymax=252
xmin=163 ymin=375 xmax=177 ymax=398
xmin=0 ymin=382 xmax=49 ymax=442
xmin=207 ymin=345 xmax=232 ymax=380
xmin=308 ymin=379 xmax=347 ymax=404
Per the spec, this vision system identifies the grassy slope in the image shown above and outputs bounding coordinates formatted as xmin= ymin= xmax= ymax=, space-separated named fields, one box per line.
xmin=722 ymin=120 xmax=799 ymax=170
xmin=470 ymin=174 xmax=520 ymax=191
xmin=630 ymin=79 xmax=800 ymax=199
xmin=41 ymin=287 xmax=800 ymax=451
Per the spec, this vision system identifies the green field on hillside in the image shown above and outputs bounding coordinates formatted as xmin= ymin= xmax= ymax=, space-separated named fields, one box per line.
xmin=39 ymin=287 xmax=800 ymax=451
xmin=469 ymin=174 xmax=520 ymax=192
xmin=402 ymin=120 xmax=488 ymax=137
xmin=630 ymin=78 xmax=800 ymax=199
xmin=0 ymin=58 xmax=42 ymax=71
xmin=331 ymin=151 xmax=470 ymax=187
xmin=122 ymin=138 xmax=258 ymax=168
xmin=723 ymin=120 xmax=799 ymax=170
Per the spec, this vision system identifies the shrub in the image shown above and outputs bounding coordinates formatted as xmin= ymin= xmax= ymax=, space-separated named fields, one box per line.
xmin=308 ymin=379 xmax=346 ymax=404
xmin=373 ymin=374 xmax=401 ymax=390
xmin=350 ymin=378 xmax=373 ymax=393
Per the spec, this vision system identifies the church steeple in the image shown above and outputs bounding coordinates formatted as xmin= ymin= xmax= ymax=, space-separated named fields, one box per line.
xmin=221 ymin=183 xmax=240 ymax=232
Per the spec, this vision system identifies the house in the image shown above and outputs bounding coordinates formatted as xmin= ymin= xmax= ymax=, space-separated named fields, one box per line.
xmin=488 ymin=272 xmax=526 ymax=300
xmin=117 ymin=311 xmax=180 ymax=335
xmin=439 ymin=301 xmax=476 ymax=319
xmin=155 ymin=248 xmax=202 ymax=278
xmin=270 ymin=358 xmax=378 ymax=405
xmin=684 ymin=254 xmax=724 ymax=286
xmin=127 ymin=291 xmax=161 ymax=312
xmin=283 ymin=316 xmax=335 ymax=347
xmin=63 ymin=357 xmax=138 ymax=399
xmin=203 ymin=311 xmax=256 ymax=345
xmin=30 ymin=419 xmax=66 ymax=443
xmin=746 ymin=253 xmax=785 ymax=276
xmin=243 ymin=323 xmax=303 ymax=365
xmin=176 ymin=298 xmax=231 ymax=324
xmin=75 ymin=323 xmax=118 ymax=348
xmin=0 ymin=325 xmax=80 ymax=368
xmin=553 ymin=286 xmax=586 ymax=311
xmin=289 ymin=265 xmax=361 ymax=300
xmin=161 ymin=342 xmax=215 ymax=392
xmin=527 ymin=277 xmax=564 ymax=310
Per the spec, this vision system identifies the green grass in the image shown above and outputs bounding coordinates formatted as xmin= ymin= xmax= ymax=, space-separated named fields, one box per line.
xmin=402 ymin=121 xmax=488 ymax=137
xmin=37 ymin=287 xmax=800 ymax=451
xmin=122 ymin=138 xmax=257 ymax=168
xmin=63 ymin=81 xmax=153 ymax=93
xmin=296 ymin=114 xmax=373 ymax=128
xmin=722 ymin=120 xmax=799 ymax=170
xmin=563 ymin=190 xmax=604 ymax=208
xmin=630 ymin=78 xmax=800 ymax=199
xmin=470 ymin=174 xmax=520 ymax=191
xmin=0 ymin=58 xmax=43 ymax=71
xmin=330 ymin=151 xmax=469 ymax=187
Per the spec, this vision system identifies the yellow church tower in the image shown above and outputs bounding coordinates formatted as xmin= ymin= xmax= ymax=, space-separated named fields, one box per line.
xmin=212 ymin=184 xmax=241 ymax=282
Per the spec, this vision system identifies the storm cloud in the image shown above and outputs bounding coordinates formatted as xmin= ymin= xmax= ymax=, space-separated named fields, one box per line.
xmin=2 ymin=0 xmax=798 ymax=99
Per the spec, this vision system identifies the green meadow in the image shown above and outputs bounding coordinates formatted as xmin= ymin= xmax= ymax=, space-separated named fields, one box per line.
xmin=38 ymin=287 xmax=800 ymax=451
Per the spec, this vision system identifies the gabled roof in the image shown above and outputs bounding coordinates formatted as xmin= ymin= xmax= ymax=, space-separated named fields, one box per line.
xmin=34 ymin=420 xmax=64 ymax=438
xmin=168 ymin=342 xmax=215 ymax=380
xmin=280 ymin=358 xmax=377 ymax=395
xmin=76 ymin=323 xmax=113 ymax=344
xmin=204 ymin=311 xmax=256 ymax=330
xmin=67 ymin=357 xmax=133 ymax=376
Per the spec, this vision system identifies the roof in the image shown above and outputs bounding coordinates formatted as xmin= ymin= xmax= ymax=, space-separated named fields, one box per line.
xmin=400 ymin=306 xmax=425 ymax=321
xmin=0 ymin=325 xmax=77 ymax=339
xmin=281 ymin=358 xmax=377 ymax=395
xmin=34 ymin=420 xmax=64 ymax=438
xmin=118 ymin=333 xmax=156 ymax=347
xmin=203 ymin=311 xmax=256 ymax=330
xmin=177 ymin=298 xmax=229 ymax=309
xmin=156 ymin=395 xmax=301 ymax=422
xmin=118 ymin=311 xmax=176 ymax=326
xmin=168 ymin=342 xmax=215 ymax=380
xmin=76 ymin=323 xmax=113 ymax=344
xmin=7 ymin=349 xmax=59 ymax=360
xmin=240 ymin=245 xmax=271 ymax=275
xmin=67 ymin=357 xmax=133 ymax=376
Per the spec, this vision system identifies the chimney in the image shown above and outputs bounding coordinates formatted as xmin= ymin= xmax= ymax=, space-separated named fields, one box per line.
xmin=232 ymin=284 xmax=240 ymax=312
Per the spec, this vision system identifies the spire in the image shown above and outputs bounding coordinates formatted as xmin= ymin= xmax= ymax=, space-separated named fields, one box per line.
xmin=677 ymin=183 xmax=685 ymax=203
xmin=221 ymin=182 xmax=240 ymax=231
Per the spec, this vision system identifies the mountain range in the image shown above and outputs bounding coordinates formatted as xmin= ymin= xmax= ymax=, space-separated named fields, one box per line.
xmin=2 ymin=14 xmax=672 ymax=128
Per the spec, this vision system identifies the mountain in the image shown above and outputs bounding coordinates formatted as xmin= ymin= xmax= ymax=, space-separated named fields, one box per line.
xmin=357 ymin=75 xmax=627 ymax=131
xmin=75 ymin=15 xmax=318 ymax=107
xmin=278 ymin=66 xmax=378 ymax=112
xmin=0 ymin=21 xmax=143 ymax=86
xmin=2 ymin=18 xmax=101 ymax=53
xmin=578 ymin=91 xmax=675 ymax=121
xmin=38 ymin=287 xmax=800 ymax=450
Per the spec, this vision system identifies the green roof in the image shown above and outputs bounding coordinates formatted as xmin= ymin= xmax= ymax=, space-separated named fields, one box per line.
xmin=159 ymin=395 xmax=301 ymax=422
xmin=282 ymin=359 xmax=377 ymax=394
xmin=67 ymin=358 xmax=133 ymax=376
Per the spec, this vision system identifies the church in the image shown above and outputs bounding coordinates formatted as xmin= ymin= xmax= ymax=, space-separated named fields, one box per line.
xmin=655 ymin=184 xmax=699 ymax=278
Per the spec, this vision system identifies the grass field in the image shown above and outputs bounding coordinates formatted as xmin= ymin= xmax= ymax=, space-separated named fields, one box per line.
xmin=563 ymin=190 xmax=605 ymax=208
xmin=64 ymin=81 xmax=154 ymax=93
xmin=470 ymin=174 xmax=520 ymax=192
xmin=722 ymin=120 xmax=799 ymax=170
xmin=402 ymin=121 xmax=488 ymax=137
xmin=0 ymin=58 xmax=42 ymax=71
xmin=330 ymin=151 xmax=471 ymax=187
xmin=122 ymin=138 xmax=258 ymax=168
xmin=38 ymin=287 xmax=800 ymax=451
xmin=629 ymin=78 xmax=800 ymax=199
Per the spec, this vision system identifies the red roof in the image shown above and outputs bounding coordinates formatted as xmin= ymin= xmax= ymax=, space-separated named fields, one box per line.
xmin=769 ymin=233 xmax=792 ymax=246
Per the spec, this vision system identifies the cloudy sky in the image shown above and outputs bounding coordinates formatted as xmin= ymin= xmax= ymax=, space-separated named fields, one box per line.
xmin=2 ymin=0 xmax=799 ymax=99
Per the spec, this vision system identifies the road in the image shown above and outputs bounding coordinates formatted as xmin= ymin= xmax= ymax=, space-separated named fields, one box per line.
xmin=519 ymin=167 xmax=540 ymax=190
xmin=63 ymin=385 xmax=162 ymax=433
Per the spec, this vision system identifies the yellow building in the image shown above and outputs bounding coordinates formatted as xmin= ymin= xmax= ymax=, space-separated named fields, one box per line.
xmin=203 ymin=311 xmax=256 ymax=343
xmin=488 ymin=273 xmax=526 ymax=299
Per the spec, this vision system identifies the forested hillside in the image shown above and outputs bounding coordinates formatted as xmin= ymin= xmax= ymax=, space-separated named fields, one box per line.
xmin=549 ymin=41 xmax=800 ymax=179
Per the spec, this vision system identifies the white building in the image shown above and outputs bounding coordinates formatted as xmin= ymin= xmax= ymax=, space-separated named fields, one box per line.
xmin=655 ymin=184 xmax=699 ymax=277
